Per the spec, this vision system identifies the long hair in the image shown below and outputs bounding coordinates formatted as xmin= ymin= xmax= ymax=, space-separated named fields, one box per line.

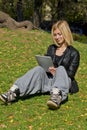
xmin=51 ymin=20 xmax=73 ymax=45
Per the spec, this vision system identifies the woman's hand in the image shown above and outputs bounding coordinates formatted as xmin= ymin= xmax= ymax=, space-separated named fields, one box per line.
xmin=48 ymin=67 xmax=57 ymax=75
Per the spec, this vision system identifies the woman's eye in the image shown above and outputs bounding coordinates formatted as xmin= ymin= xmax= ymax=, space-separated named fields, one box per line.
xmin=58 ymin=33 xmax=62 ymax=36
xmin=54 ymin=33 xmax=62 ymax=37
xmin=54 ymin=34 xmax=57 ymax=37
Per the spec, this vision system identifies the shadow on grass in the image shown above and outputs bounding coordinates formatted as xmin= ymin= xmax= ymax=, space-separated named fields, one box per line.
xmin=0 ymin=92 xmax=68 ymax=109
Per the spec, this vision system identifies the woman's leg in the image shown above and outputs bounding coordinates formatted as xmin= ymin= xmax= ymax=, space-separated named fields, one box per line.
xmin=52 ymin=66 xmax=71 ymax=101
xmin=14 ymin=66 xmax=52 ymax=96
xmin=0 ymin=66 xmax=52 ymax=104
xmin=47 ymin=66 xmax=71 ymax=109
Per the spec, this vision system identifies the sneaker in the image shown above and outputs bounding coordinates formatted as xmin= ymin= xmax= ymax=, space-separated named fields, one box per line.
xmin=47 ymin=88 xmax=62 ymax=110
xmin=0 ymin=89 xmax=19 ymax=104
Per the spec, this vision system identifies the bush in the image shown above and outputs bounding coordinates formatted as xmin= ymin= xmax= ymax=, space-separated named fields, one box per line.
xmin=73 ymin=33 xmax=87 ymax=44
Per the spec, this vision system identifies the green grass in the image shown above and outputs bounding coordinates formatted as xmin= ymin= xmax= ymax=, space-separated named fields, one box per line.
xmin=0 ymin=28 xmax=87 ymax=130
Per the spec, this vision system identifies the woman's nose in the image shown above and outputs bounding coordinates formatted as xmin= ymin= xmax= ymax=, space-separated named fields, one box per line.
xmin=56 ymin=34 xmax=59 ymax=39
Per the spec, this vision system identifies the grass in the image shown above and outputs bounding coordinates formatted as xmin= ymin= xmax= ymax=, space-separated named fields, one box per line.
xmin=0 ymin=28 xmax=87 ymax=130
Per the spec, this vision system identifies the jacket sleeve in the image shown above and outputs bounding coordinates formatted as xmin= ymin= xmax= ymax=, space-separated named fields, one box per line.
xmin=67 ymin=50 xmax=80 ymax=79
xmin=45 ymin=44 xmax=54 ymax=56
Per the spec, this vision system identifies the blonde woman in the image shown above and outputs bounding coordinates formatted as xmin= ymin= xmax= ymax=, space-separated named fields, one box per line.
xmin=0 ymin=20 xmax=80 ymax=110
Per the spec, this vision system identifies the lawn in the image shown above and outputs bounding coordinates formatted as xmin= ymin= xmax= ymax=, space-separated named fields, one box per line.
xmin=0 ymin=28 xmax=87 ymax=130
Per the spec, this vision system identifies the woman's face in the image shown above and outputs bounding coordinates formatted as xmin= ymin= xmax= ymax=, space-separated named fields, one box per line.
xmin=53 ymin=28 xmax=65 ymax=46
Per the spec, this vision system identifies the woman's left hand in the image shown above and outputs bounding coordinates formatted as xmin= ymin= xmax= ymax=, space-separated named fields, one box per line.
xmin=48 ymin=67 xmax=57 ymax=75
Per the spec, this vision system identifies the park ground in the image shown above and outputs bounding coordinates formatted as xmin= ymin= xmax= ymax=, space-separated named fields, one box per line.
xmin=0 ymin=28 xmax=87 ymax=130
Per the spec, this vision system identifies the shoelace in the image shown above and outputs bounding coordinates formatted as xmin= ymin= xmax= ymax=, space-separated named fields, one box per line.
xmin=5 ymin=90 xmax=16 ymax=102
xmin=50 ymin=91 xmax=62 ymax=105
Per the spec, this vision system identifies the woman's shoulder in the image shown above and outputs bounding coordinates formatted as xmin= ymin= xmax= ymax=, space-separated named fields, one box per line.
xmin=68 ymin=45 xmax=80 ymax=56
xmin=48 ymin=44 xmax=57 ymax=49
xmin=68 ymin=45 xmax=79 ymax=53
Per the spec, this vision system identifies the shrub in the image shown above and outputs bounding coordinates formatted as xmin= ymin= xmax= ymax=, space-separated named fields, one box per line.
xmin=73 ymin=33 xmax=87 ymax=44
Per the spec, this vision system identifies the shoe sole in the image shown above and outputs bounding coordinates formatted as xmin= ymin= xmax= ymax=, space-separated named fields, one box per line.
xmin=0 ymin=95 xmax=6 ymax=103
xmin=47 ymin=100 xmax=59 ymax=110
xmin=0 ymin=95 xmax=11 ymax=105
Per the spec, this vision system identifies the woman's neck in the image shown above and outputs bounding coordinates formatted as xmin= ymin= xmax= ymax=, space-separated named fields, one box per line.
xmin=56 ymin=43 xmax=67 ymax=56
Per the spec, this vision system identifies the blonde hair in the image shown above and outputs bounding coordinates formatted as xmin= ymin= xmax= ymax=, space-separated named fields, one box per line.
xmin=51 ymin=20 xmax=73 ymax=45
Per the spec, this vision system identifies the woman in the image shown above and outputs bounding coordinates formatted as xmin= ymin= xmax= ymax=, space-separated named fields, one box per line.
xmin=0 ymin=20 xmax=80 ymax=109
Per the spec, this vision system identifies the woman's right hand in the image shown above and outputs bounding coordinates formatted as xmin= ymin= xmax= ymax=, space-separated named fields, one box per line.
xmin=48 ymin=67 xmax=57 ymax=75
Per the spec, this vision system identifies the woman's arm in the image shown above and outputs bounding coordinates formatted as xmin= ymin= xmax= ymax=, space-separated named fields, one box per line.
xmin=67 ymin=50 xmax=80 ymax=79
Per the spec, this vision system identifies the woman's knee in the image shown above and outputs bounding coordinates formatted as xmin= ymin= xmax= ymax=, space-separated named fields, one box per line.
xmin=57 ymin=66 xmax=65 ymax=71
xmin=34 ymin=66 xmax=45 ymax=73
xmin=56 ymin=66 xmax=67 ymax=76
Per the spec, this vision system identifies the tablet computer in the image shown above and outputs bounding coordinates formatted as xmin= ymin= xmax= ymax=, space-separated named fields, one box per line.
xmin=35 ymin=55 xmax=54 ymax=71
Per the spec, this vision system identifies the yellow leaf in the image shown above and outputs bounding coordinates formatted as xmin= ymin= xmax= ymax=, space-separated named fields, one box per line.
xmin=10 ymin=119 xmax=14 ymax=123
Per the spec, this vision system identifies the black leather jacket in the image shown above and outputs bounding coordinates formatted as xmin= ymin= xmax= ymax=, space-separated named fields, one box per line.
xmin=46 ymin=44 xmax=80 ymax=93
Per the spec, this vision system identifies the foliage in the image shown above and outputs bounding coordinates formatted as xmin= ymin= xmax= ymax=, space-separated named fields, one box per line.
xmin=73 ymin=33 xmax=87 ymax=44
xmin=0 ymin=0 xmax=34 ymax=21
xmin=64 ymin=2 xmax=87 ymax=23
xmin=0 ymin=0 xmax=87 ymax=25
xmin=0 ymin=28 xmax=87 ymax=130
xmin=22 ymin=0 xmax=33 ymax=21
